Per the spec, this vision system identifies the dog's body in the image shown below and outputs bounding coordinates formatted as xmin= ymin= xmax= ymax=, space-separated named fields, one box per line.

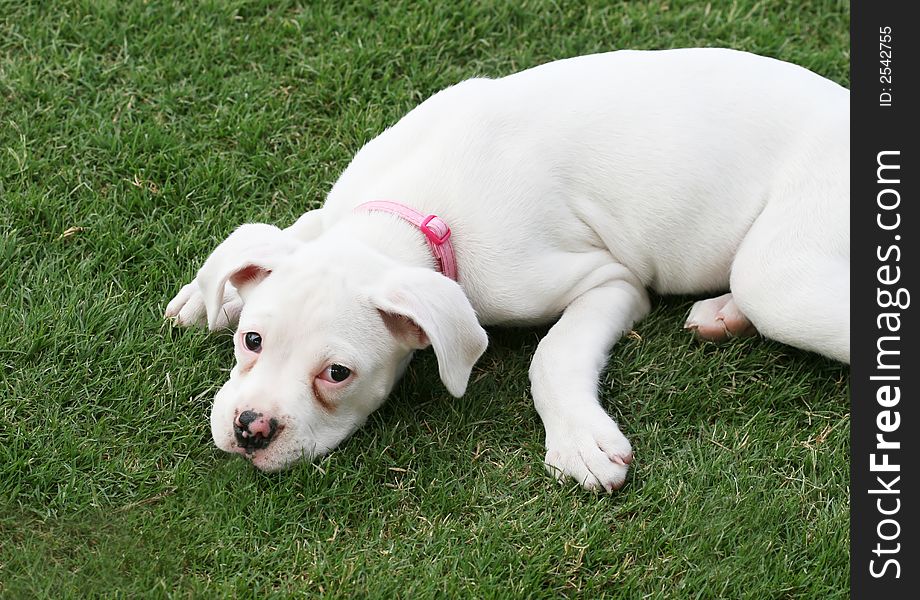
xmin=167 ymin=49 xmax=849 ymax=491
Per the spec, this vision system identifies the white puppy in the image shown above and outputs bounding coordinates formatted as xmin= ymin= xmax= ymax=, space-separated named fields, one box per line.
xmin=166 ymin=49 xmax=849 ymax=491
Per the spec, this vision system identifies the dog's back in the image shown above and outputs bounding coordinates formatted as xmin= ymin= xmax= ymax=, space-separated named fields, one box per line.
xmin=326 ymin=48 xmax=848 ymax=304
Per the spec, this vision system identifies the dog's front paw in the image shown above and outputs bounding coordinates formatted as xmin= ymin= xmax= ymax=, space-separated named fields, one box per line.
xmin=543 ymin=411 xmax=633 ymax=493
xmin=165 ymin=280 xmax=242 ymax=330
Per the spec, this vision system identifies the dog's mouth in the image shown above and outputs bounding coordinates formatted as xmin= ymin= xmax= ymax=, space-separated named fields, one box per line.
xmin=228 ymin=430 xmax=332 ymax=473
xmin=231 ymin=445 xmax=277 ymax=471
xmin=238 ymin=442 xmax=307 ymax=473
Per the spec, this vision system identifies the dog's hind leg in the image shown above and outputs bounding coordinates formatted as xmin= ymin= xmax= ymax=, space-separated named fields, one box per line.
xmin=722 ymin=115 xmax=850 ymax=363
xmin=728 ymin=198 xmax=849 ymax=363
xmin=529 ymin=264 xmax=650 ymax=492
xmin=684 ymin=292 xmax=758 ymax=341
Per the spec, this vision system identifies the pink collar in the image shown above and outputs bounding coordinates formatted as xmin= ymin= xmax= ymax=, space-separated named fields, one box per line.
xmin=355 ymin=200 xmax=458 ymax=280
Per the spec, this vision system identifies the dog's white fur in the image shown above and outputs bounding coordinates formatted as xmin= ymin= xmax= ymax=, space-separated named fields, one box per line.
xmin=166 ymin=49 xmax=849 ymax=491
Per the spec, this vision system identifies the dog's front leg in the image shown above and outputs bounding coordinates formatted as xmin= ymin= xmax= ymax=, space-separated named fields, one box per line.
xmin=166 ymin=217 xmax=315 ymax=330
xmin=165 ymin=279 xmax=242 ymax=329
xmin=530 ymin=272 xmax=650 ymax=492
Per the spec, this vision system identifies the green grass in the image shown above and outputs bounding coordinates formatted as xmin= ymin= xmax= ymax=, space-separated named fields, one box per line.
xmin=1 ymin=0 xmax=849 ymax=597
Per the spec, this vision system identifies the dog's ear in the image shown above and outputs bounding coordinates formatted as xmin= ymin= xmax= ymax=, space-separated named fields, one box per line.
xmin=369 ymin=268 xmax=488 ymax=397
xmin=197 ymin=223 xmax=300 ymax=330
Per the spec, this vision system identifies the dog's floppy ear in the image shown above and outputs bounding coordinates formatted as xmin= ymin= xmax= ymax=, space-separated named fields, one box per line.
xmin=369 ymin=267 xmax=488 ymax=397
xmin=197 ymin=223 xmax=300 ymax=330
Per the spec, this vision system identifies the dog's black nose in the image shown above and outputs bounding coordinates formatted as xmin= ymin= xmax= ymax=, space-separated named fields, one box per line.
xmin=234 ymin=410 xmax=278 ymax=452
xmin=238 ymin=410 xmax=258 ymax=427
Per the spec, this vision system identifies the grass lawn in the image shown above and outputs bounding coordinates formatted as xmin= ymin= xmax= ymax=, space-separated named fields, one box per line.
xmin=1 ymin=1 xmax=850 ymax=597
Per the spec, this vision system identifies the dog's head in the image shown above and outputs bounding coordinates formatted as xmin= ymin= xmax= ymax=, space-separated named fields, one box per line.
xmin=196 ymin=219 xmax=488 ymax=471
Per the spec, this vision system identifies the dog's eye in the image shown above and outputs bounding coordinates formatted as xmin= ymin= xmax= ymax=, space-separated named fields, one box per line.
xmin=243 ymin=332 xmax=262 ymax=353
xmin=321 ymin=364 xmax=351 ymax=383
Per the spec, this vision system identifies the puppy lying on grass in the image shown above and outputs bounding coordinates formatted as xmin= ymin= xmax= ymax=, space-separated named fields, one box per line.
xmin=167 ymin=48 xmax=849 ymax=491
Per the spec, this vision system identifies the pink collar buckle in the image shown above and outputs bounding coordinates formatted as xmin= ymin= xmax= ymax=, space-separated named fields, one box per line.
xmin=356 ymin=201 xmax=459 ymax=281
xmin=420 ymin=214 xmax=451 ymax=246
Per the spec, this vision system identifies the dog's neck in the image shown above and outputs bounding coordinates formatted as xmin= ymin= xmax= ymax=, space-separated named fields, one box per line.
xmin=326 ymin=211 xmax=440 ymax=274
xmin=355 ymin=201 xmax=457 ymax=280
